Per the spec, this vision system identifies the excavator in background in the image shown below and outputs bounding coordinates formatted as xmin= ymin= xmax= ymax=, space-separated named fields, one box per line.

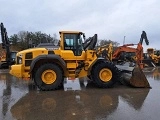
xmin=112 ymin=31 xmax=150 ymax=69
xmin=0 ymin=23 xmax=17 ymax=69
xmin=10 ymin=31 xmax=150 ymax=90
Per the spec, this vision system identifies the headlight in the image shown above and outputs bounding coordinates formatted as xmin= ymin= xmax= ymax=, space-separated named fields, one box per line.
xmin=19 ymin=58 xmax=22 ymax=64
xmin=17 ymin=57 xmax=22 ymax=64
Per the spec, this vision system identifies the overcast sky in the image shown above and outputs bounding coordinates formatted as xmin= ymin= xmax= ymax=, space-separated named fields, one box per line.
xmin=0 ymin=0 xmax=160 ymax=51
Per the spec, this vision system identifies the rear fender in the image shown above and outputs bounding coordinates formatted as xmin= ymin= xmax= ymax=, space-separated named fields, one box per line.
xmin=88 ymin=57 xmax=107 ymax=75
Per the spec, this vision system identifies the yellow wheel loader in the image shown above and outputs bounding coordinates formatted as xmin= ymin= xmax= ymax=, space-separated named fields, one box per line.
xmin=10 ymin=31 xmax=150 ymax=90
xmin=146 ymin=48 xmax=160 ymax=66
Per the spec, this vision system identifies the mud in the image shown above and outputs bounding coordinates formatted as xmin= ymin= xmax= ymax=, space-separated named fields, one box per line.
xmin=0 ymin=67 xmax=160 ymax=120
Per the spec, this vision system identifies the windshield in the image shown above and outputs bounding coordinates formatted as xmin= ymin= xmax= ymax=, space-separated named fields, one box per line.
xmin=11 ymin=52 xmax=17 ymax=59
xmin=63 ymin=33 xmax=84 ymax=56
xmin=64 ymin=33 xmax=84 ymax=49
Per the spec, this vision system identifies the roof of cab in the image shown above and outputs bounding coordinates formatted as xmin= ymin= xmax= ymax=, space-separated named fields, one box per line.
xmin=59 ymin=31 xmax=83 ymax=34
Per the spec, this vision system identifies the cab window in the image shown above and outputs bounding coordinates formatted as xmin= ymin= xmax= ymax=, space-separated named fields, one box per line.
xmin=64 ymin=33 xmax=83 ymax=56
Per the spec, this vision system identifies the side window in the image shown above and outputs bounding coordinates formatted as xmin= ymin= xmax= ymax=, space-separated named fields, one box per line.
xmin=64 ymin=39 xmax=74 ymax=49
xmin=63 ymin=33 xmax=83 ymax=56
xmin=64 ymin=34 xmax=76 ymax=50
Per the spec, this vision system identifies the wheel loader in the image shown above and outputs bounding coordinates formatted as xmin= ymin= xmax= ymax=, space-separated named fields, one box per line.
xmin=146 ymin=48 xmax=160 ymax=66
xmin=9 ymin=31 xmax=150 ymax=90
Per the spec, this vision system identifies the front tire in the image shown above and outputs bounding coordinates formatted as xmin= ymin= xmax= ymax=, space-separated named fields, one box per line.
xmin=91 ymin=61 xmax=120 ymax=88
xmin=34 ymin=63 xmax=63 ymax=91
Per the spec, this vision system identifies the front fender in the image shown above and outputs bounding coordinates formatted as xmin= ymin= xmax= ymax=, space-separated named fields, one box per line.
xmin=30 ymin=54 xmax=66 ymax=73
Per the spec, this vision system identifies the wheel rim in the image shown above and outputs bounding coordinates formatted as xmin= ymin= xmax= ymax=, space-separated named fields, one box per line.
xmin=99 ymin=68 xmax=112 ymax=82
xmin=42 ymin=70 xmax=56 ymax=84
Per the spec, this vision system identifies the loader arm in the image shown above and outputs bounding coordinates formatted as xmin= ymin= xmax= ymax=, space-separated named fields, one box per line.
xmin=83 ymin=34 xmax=97 ymax=50
xmin=96 ymin=43 xmax=113 ymax=61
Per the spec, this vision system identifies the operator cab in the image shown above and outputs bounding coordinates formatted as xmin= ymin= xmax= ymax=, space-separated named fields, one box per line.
xmin=60 ymin=31 xmax=85 ymax=56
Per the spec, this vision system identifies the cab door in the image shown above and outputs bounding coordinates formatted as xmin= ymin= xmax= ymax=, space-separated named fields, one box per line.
xmin=62 ymin=33 xmax=85 ymax=60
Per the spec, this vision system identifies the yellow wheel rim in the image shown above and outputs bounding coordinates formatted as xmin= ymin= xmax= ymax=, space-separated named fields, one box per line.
xmin=99 ymin=68 xmax=112 ymax=82
xmin=42 ymin=70 xmax=56 ymax=84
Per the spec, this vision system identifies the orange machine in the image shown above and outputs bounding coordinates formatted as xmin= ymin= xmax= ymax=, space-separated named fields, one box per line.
xmin=112 ymin=31 xmax=149 ymax=69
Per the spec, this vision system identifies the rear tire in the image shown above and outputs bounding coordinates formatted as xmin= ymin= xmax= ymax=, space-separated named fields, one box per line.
xmin=34 ymin=63 xmax=63 ymax=91
xmin=0 ymin=63 xmax=9 ymax=69
xmin=91 ymin=61 xmax=120 ymax=88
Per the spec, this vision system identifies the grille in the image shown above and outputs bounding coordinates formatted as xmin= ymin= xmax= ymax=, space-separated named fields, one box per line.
xmin=25 ymin=52 xmax=33 ymax=59
xmin=48 ymin=51 xmax=55 ymax=54
xmin=25 ymin=60 xmax=32 ymax=66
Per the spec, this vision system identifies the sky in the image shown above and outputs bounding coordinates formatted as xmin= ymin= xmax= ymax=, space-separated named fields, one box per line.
xmin=0 ymin=0 xmax=160 ymax=52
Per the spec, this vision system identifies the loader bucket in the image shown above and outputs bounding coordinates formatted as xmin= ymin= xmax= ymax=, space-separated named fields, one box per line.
xmin=121 ymin=65 xmax=151 ymax=88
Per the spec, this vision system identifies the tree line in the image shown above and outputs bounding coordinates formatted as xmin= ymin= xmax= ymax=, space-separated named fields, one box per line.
xmin=9 ymin=31 xmax=58 ymax=50
xmin=7 ymin=31 xmax=120 ymax=50
xmin=98 ymin=39 xmax=119 ymax=47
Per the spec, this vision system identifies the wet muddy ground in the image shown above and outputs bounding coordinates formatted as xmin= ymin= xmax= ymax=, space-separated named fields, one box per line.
xmin=0 ymin=67 xmax=160 ymax=120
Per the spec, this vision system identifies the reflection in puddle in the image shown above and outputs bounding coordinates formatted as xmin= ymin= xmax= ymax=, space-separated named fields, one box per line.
xmin=0 ymin=70 xmax=35 ymax=120
xmin=119 ymin=89 xmax=150 ymax=110
xmin=10 ymin=89 xmax=119 ymax=119
xmin=0 ymin=68 xmax=159 ymax=120
xmin=9 ymin=87 xmax=150 ymax=120
xmin=144 ymin=67 xmax=160 ymax=80
xmin=63 ymin=77 xmax=88 ymax=91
